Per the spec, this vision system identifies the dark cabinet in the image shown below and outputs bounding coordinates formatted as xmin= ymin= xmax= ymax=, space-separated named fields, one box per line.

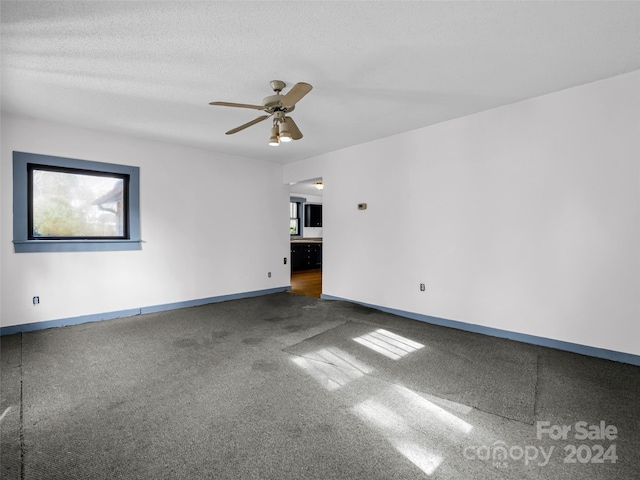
xmin=291 ymin=242 xmax=322 ymax=271
xmin=308 ymin=243 xmax=322 ymax=269
xmin=290 ymin=243 xmax=305 ymax=270
xmin=304 ymin=204 xmax=322 ymax=227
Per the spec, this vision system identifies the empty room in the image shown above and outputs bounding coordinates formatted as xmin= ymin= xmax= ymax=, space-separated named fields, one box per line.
xmin=1 ymin=2 xmax=639 ymax=479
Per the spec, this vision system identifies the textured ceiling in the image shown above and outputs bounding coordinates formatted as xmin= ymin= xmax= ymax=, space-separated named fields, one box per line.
xmin=2 ymin=1 xmax=639 ymax=165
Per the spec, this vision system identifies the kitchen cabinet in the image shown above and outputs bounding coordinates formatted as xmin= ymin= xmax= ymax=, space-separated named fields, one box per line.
xmin=290 ymin=243 xmax=305 ymax=270
xmin=304 ymin=204 xmax=322 ymax=227
xmin=291 ymin=242 xmax=322 ymax=271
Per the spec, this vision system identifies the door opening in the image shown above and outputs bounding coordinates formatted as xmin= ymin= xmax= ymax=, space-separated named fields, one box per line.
xmin=289 ymin=177 xmax=323 ymax=298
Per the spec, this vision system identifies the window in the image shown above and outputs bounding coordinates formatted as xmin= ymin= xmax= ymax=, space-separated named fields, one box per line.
xmin=290 ymin=201 xmax=301 ymax=235
xmin=29 ymin=165 xmax=129 ymax=239
xmin=13 ymin=152 xmax=141 ymax=252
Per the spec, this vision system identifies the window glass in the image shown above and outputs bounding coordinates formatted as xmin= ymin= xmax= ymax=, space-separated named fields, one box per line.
xmin=290 ymin=201 xmax=300 ymax=235
xmin=30 ymin=166 xmax=128 ymax=239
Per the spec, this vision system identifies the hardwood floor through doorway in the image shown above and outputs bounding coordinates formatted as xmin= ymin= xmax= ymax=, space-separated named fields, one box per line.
xmin=289 ymin=269 xmax=322 ymax=298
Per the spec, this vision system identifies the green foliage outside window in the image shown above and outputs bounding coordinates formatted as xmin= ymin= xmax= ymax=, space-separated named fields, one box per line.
xmin=31 ymin=168 xmax=125 ymax=239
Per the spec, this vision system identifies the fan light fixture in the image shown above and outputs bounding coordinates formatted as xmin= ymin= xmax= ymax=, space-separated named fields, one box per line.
xmin=279 ymin=119 xmax=292 ymax=142
xmin=314 ymin=182 xmax=324 ymax=190
xmin=269 ymin=124 xmax=280 ymax=146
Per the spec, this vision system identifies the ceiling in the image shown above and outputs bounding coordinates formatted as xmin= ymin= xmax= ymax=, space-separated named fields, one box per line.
xmin=2 ymin=1 xmax=639 ymax=165
xmin=290 ymin=177 xmax=323 ymax=198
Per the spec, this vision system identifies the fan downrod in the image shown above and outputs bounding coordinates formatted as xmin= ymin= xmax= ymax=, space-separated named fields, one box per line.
xmin=263 ymin=80 xmax=293 ymax=111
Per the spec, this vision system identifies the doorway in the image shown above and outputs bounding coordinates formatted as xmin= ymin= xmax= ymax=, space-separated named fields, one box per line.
xmin=289 ymin=177 xmax=323 ymax=298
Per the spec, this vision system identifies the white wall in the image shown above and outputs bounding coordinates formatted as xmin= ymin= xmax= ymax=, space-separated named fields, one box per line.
xmin=284 ymin=71 xmax=640 ymax=356
xmin=303 ymin=227 xmax=323 ymax=238
xmin=1 ymin=114 xmax=290 ymax=328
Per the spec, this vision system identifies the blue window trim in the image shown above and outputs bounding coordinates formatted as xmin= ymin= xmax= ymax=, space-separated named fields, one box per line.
xmin=13 ymin=151 xmax=141 ymax=253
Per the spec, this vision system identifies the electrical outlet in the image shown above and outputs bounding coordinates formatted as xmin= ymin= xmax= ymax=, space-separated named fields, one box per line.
xmin=284 ymin=257 xmax=287 ymax=265
xmin=33 ymin=296 xmax=40 ymax=305
xmin=420 ymin=283 xmax=425 ymax=292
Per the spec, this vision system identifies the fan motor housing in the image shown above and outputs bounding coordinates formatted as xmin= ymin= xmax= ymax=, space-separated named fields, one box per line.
xmin=262 ymin=94 xmax=294 ymax=112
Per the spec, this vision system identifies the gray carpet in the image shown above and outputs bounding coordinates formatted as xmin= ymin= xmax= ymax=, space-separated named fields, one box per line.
xmin=1 ymin=293 xmax=639 ymax=479
xmin=284 ymin=319 xmax=537 ymax=424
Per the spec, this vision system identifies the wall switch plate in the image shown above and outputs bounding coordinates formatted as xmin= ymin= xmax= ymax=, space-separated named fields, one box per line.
xmin=33 ymin=296 xmax=40 ymax=305
xmin=284 ymin=257 xmax=287 ymax=264
xmin=420 ymin=283 xmax=425 ymax=292
xmin=268 ymin=272 xmax=271 ymax=278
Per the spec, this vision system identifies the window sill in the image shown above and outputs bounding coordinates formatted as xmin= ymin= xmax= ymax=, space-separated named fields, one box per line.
xmin=14 ymin=240 xmax=142 ymax=253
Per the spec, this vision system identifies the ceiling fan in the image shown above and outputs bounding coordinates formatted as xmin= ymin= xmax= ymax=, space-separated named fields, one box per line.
xmin=209 ymin=80 xmax=313 ymax=146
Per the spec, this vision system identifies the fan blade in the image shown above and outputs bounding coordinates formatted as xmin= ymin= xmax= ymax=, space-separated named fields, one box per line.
xmin=284 ymin=116 xmax=303 ymax=140
xmin=210 ymin=101 xmax=265 ymax=110
xmin=226 ymin=115 xmax=270 ymax=135
xmin=280 ymin=82 xmax=313 ymax=108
